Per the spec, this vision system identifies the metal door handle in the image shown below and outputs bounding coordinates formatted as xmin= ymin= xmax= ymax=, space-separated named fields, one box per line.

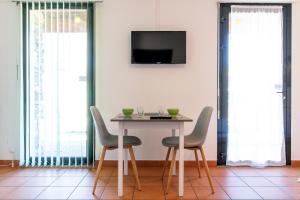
xmin=276 ymin=91 xmax=286 ymax=99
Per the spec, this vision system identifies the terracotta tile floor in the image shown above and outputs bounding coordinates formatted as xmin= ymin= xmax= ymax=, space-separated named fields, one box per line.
xmin=0 ymin=166 xmax=299 ymax=199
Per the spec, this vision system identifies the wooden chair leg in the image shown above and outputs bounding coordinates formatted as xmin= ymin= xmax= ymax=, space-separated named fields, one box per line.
xmin=161 ymin=147 xmax=171 ymax=178
xmin=194 ymin=150 xmax=202 ymax=178
xmin=93 ymin=146 xmax=107 ymax=194
xmin=199 ymin=146 xmax=214 ymax=194
xmin=128 ymin=146 xmax=141 ymax=191
xmin=166 ymin=147 xmax=177 ymax=194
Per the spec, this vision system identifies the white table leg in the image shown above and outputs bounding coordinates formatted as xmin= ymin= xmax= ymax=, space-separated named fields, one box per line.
xmin=118 ymin=122 xmax=124 ymax=197
xmin=124 ymin=129 xmax=128 ymax=176
xmin=172 ymin=129 xmax=176 ymax=175
xmin=178 ymin=123 xmax=184 ymax=197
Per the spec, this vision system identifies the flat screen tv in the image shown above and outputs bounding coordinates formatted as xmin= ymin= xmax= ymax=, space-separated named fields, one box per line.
xmin=131 ymin=31 xmax=186 ymax=64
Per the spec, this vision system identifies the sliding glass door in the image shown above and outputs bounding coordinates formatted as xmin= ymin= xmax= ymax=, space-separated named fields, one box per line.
xmin=218 ymin=4 xmax=291 ymax=166
xmin=21 ymin=2 xmax=94 ymax=166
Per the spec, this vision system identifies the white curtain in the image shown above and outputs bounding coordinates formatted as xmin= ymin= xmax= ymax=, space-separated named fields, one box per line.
xmin=226 ymin=5 xmax=286 ymax=167
xmin=20 ymin=1 xmax=92 ymax=167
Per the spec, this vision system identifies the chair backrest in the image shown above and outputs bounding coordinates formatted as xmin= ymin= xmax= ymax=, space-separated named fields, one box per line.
xmin=90 ymin=106 xmax=112 ymax=146
xmin=190 ymin=106 xmax=213 ymax=145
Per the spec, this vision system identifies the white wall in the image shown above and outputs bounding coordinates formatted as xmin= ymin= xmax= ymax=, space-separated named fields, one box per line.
xmin=94 ymin=0 xmax=218 ymax=160
xmin=0 ymin=2 xmax=20 ymax=160
xmin=291 ymin=1 xmax=300 ymax=161
xmin=0 ymin=0 xmax=300 ymax=161
xmin=94 ymin=0 xmax=300 ymax=161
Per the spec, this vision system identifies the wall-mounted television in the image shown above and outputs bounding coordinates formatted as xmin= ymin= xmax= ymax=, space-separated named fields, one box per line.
xmin=131 ymin=31 xmax=186 ymax=64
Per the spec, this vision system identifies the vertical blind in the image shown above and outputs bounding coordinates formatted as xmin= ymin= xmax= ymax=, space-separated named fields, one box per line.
xmin=20 ymin=0 xmax=95 ymax=167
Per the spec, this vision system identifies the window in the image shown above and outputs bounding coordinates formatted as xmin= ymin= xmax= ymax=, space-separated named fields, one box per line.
xmin=218 ymin=3 xmax=291 ymax=166
xmin=20 ymin=2 xmax=94 ymax=166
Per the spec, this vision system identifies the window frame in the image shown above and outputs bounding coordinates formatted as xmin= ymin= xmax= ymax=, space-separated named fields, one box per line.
xmin=21 ymin=2 xmax=95 ymax=166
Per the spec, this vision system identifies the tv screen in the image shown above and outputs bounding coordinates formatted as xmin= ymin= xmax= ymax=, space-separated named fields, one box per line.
xmin=131 ymin=31 xmax=186 ymax=64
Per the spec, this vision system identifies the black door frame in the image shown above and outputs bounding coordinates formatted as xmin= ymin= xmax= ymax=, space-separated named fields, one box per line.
xmin=218 ymin=3 xmax=292 ymax=165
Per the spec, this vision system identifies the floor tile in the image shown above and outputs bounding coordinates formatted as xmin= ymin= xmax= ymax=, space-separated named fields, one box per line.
xmin=107 ymin=176 xmax=136 ymax=187
xmin=278 ymin=167 xmax=300 ymax=177
xmin=22 ymin=176 xmax=57 ymax=186
xmin=79 ymin=176 xmax=110 ymax=187
xmin=184 ymin=167 xmax=204 ymax=177
xmin=165 ymin=186 xmax=197 ymax=200
xmin=0 ymin=178 xmax=5 ymax=184
xmin=136 ymin=167 xmax=163 ymax=177
xmin=241 ymin=177 xmax=275 ymax=186
xmin=209 ymin=167 xmax=236 ymax=177
xmin=111 ymin=169 xmax=136 ymax=178
xmin=164 ymin=166 xmax=220 ymax=178
xmin=88 ymin=167 xmax=114 ymax=177
xmin=50 ymin=176 xmax=84 ymax=186
xmin=280 ymin=186 xmax=300 ymax=199
xmin=223 ymin=186 xmax=262 ymax=199
xmin=36 ymin=186 xmax=75 ymax=199
xmin=162 ymin=165 xmax=177 ymax=177
xmin=215 ymin=177 xmax=247 ymax=187
xmin=163 ymin=176 xmax=191 ymax=186
xmin=0 ymin=168 xmax=15 ymax=176
xmin=266 ymin=177 xmax=300 ymax=187
xmin=0 ymin=177 xmax=30 ymax=186
xmin=68 ymin=186 xmax=104 ymax=199
xmin=193 ymin=186 xmax=230 ymax=199
xmin=257 ymin=168 xmax=289 ymax=177
xmin=282 ymin=168 xmax=300 ymax=177
xmin=252 ymin=186 xmax=293 ymax=199
xmin=139 ymin=176 xmax=163 ymax=186
xmin=0 ymin=166 xmax=298 ymax=200
xmin=231 ymin=167 xmax=263 ymax=177
xmin=0 ymin=187 xmax=18 ymax=199
xmin=35 ymin=168 xmax=67 ymax=176
xmin=133 ymin=186 xmax=164 ymax=200
xmin=62 ymin=168 xmax=89 ymax=177
xmin=101 ymin=186 xmax=134 ymax=199
xmin=6 ymin=186 xmax=45 ymax=199
xmin=189 ymin=176 xmax=219 ymax=187
xmin=5 ymin=168 xmax=40 ymax=177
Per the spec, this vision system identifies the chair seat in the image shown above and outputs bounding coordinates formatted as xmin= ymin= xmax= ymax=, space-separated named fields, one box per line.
xmin=161 ymin=135 xmax=202 ymax=148
xmin=106 ymin=135 xmax=142 ymax=148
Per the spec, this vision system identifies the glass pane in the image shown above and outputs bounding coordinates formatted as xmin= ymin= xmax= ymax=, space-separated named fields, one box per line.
xmin=29 ymin=7 xmax=88 ymax=162
xmin=226 ymin=7 xmax=285 ymax=166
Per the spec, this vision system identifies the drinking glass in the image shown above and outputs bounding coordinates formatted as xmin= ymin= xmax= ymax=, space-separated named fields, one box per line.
xmin=137 ymin=106 xmax=144 ymax=117
xmin=158 ymin=106 xmax=165 ymax=116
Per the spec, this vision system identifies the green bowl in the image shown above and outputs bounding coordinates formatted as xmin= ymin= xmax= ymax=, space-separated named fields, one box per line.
xmin=122 ymin=108 xmax=134 ymax=116
xmin=167 ymin=108 xmax=179 ymax=116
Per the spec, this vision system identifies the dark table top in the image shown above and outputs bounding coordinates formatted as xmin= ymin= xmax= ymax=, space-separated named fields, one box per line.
xmin=111 ymin=113 xmax=193 ymax=122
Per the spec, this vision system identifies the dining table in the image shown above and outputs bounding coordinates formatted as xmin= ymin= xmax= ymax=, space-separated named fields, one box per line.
xmin=111 ymin=113 xmax=193 ymax=197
